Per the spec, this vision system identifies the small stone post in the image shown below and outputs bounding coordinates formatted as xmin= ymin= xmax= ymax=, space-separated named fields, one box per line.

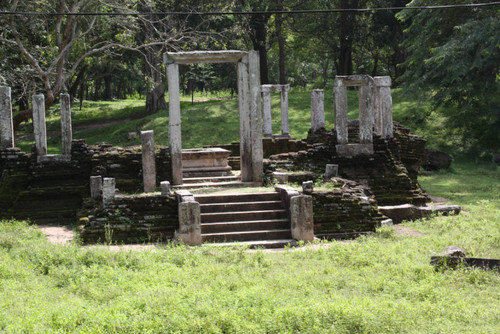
xmin=60 ymin=93 xmax=72 ymax=156
xmin=32 ymin=94 xmax=47 ymax=156
xmin=141 ymin=130 xmax=156 ymax=192
xmin=290 ymin=195 xmax=314 ymax=242
xmin=176 ymin=190 xmax=201 ymax=246
xmin=90 ymin=176 xmax=103 ymax=201
xmin=280 ymin=85 xmax=290 ymax=136
xmin=325 ymin=164 xmax=339 ymax=179
xmin=311 ymin=89 xmax=325 ymax=133
xmin=102 ymin=178 xmax=115 ymax=207
xmin=0 ymin=87 xmax=14 ymax=149
xmin=261 ymin=89 xmax=272 ymax=137
xmin=160 ymin=181 xmax=171 ymax=196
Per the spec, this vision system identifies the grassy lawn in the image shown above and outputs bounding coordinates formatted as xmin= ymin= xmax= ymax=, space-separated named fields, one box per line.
xmin=1 ymin=162 xmax=499 ymax=333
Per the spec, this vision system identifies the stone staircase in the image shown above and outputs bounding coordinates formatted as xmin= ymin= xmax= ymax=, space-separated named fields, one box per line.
xmin=194 ymin=192 xmax=295 ymax=248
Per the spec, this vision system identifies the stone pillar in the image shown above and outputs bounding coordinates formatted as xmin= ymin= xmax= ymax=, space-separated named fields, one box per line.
xmin=166 ymin=61 xmax=183 ymax=185
xmin=90 ymin=176 xmax=103 ymax=201
xmin=290 ymin=195 xmax=314 ymax=242
xmin=238 ymin=51 xmax=263 ymax=183
xmin=334 ymin=81 xmax=348 ymax=145
xmin=60 ymin=93 xmax=72 ymax=156
xmin=280 ymin=85 xmax=290 ymax=136
xmin=176 ymin=190 xmax=201 ymax=246
xmin=0 ymin=87 xmax=14 ymax=149
xmin=374 ymin=76 xmax=393 ymax=138
xmin=248 ymin=51 xmax=263 ymax=184
xmin=261 ymin=89 xmax=272 ymax=137
xmin=311 ymin=89 xmax=325 ymax=133
xmin=32 ymin=94 xmax=47 ymax=156
xmin=359 ymin=83 xmax=373 ymax=144
xmin=102 ymin=178 xmax=115 ymax=207
xmin=141 ymin=130 xmax=156 ymax=192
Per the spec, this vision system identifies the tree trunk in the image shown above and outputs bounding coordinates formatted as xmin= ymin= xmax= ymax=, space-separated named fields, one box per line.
xmin=338 ymin=0 xmax=359 ymax=75
xmin=275 ymin=0 xmax=286 ymax=85
xmin=145 ymin=52 xmax=167 ymax=114
xmin=249 ymin=13 xmax=271 ymax=84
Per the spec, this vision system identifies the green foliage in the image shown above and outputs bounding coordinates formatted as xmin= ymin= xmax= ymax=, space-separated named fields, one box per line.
xmin=398 ymin=1 xmax=500 ymax=153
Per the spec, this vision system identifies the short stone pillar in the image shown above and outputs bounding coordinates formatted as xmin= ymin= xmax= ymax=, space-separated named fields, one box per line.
xmin=261 ymin=84 xmax=290 ymax=137
xmin=90 ymin=176 xmax=103 ymax=201
xmin=0 ymin=86 xmax=14 ymax=149
xmin=373 ymin=76 xmax=393 ymax=138
xmin=160 ymin=181 xmax=171 ymax=196
xmin=176 ymin=190 xmax=201 ymax=246
xmin=310 ymin=89 xmax=325 ymax=133
xmin=324 ymin=164 xmax=338 ymax=179
xmin=290 ymin=195 xmax=314 ymax=242
xmin=32 ymin=94 xmax=47 ymax=156
xmin=102 ymin=178 xmax=115 ymax=207
xmin=273 ymin=172 xmax=288 ymax=184
xmin=141 ymin=130 xmax=156 ymax=192
xmin=302 ymin=181 xmax=314 ymax=195
xmin=60 ymin=93 xmax=73 ymax=156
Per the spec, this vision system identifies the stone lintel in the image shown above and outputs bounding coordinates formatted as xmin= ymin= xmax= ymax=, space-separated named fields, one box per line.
xmin=335 ymin=75 xmax=373 ymax=87
xmin=261 ymin=84 xmax=290 ymax=93
xmin=165 ymin=50 xmax=247 ymax=64
xmin=335 ymin=144 xmax=374 ymax=157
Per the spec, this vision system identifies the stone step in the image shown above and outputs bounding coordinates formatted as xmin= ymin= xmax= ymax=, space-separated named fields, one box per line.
xmin=183 ymin=175 xmax=240 ymax=184
xmin=194 ymin=192 xmax=280 ymax=204
xmin=200 ymin=201 xmax=283 ymax=213
xmin=201 ymin=219 xmax=289 ymax=233
xmin=183 ymin=171 xmax=233 ymax=178
xmin=202 ymin=229 xmax=292 ymax=243
xmin=201 ymin=210 xmax=287 ymax=224
xmin=203 ymin=239 xmax=297 ymax=249
xmin=173 ymin=181 xmax=259 ymax=189
xmin=182 ymin=166 xmax=232 ymax=173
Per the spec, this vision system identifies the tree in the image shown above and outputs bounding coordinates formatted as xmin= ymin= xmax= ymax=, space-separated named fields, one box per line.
xmin=398 ymin=0 xmax=500 ymax=152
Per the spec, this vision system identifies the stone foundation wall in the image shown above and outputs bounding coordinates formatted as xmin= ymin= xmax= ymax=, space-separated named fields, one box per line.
xmin=312 ymin=179 xmax=384 ymax=237
xmin=79 ymin=194 xmax=178 ymax=244
xmin=267 ymin=123 xmax=428 ymax=206
xmin=0 ymin=140 xmax=173 ymax=223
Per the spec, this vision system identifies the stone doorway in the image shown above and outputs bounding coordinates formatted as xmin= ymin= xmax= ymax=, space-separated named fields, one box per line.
xmin=164 ymin=51 xmax=263 ymax=185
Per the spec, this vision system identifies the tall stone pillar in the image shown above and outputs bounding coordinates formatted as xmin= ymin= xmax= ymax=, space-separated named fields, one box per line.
xmin=261 ymin=89 xmax=272 ymax=137
xmin=280 ymin=85 xmax=290 ymax=136
xmin=334 ymin=81 xmax=348 ymax=145
xmin=0 ymin=87 xmax=14 ymax=149
xmin=60 ymin=93 xmax=72 ymax=156
xmin=247 ymin=51 xmax=263 ymax=183
xmin=32 ymin=94 xmax=47 ymax=156
xmin=359 ymin=83 xmax=373 ymax=144
xmin=374 ymin=76 xmax=393 ymax=138
xmin=141 ymin=130 xmax=156 ymax=192
xmin=166 ymin=61 xmax=183 ymax=185
xmin=311 ymin=89 xmax=325 ymax=133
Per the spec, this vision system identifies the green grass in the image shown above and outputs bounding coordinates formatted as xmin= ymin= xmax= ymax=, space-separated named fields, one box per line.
xmin=1 ymin=162 xmax=499 ymax=333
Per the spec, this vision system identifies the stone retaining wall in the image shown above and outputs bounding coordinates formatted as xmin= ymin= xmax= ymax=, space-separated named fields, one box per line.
xmin=79 ymin=194 xmax=178 ymax=244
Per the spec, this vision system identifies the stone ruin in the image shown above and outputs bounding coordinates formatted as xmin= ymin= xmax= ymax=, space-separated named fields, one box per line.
xmin=0 ymin=51 xmax=459 ymax=247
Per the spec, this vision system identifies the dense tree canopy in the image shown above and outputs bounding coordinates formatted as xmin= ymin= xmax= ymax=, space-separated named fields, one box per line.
xmin=1 ymin=0 xmax=498 ymax=153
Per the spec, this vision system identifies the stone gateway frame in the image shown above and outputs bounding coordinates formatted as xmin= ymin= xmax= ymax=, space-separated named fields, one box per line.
xmin=164 ymin=50 xmax=263 ymax=185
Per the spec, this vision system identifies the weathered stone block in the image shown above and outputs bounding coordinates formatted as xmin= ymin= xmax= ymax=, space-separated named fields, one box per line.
xmin=290 ymin=195 xmax=314 ymax=242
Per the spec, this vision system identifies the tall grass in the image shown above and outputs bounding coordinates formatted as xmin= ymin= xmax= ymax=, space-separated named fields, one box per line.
xmin=1 ymin=162 xmax=499 ymax=333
